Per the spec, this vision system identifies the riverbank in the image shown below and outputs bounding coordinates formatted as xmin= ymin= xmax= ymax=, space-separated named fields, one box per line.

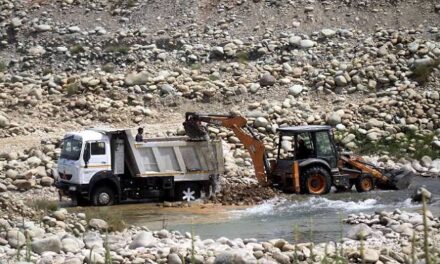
xmin=0 ymin=190 xmax=438 ymax=264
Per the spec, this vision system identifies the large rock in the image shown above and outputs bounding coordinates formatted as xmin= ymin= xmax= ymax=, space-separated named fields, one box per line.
xmin=363 ymin=248 xmax=379 ymax=263
xmin=288 ymin=85 xmax=304 ymax=96
xmin=83 ymin=232 xmax=103 ymax=249
xmin=299 ymin=39 xmax=315 ymax=49
xmin=7 ymin=230 xmax=26 ymax=248
xmin=412 ymin=186 xmax=432 ymax=203
xmin=62 ymin=237 xmax=83 ymax=253
xmin=272 ymin=252 xmax=290 ymax=264
xmin=327 ymin=112 xmax=341 ymax=126
xmin=32 ymin=236 xmax=61 ymax=254
xmin=52 ymin=209 xmax=67 ymax=221
xmin=0 ymin=115 xmax=9 ymax=128
xmin=346 ymin=223 xmax=372 ymax=240
xmin=259 ymin=73 xmax=276 ymax=86
xmin=214 ymin=249 xmax=257 ymax=264
xmin=168 ymin=253 xmax=183 ymax=264
xmin=27 ymin=156 xmax=42 ymax=167
xmin=89 ymin=219 xmax=109 ymax=231
xmin=129 ymin=231 xmax=157 ymax=249
xmin=41 ymin=176 xmax=54 ymax=186
xmin=254 ymin=117 xmax=269 ymax=128
xmin=124 ymin=72 xmax=149 ymax=86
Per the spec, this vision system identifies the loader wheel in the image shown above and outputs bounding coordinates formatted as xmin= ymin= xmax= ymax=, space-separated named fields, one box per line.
xmin=92 ymin=186 xmax=115 ymax=206
xmin=355 ymin=175 xmax=374 ymax=192
xmin=302 ymin=167 xmax=332 ymax=195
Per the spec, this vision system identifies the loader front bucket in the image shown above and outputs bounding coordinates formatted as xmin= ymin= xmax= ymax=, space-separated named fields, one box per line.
xmin=378 ymin=168 xmax=414 ymax=190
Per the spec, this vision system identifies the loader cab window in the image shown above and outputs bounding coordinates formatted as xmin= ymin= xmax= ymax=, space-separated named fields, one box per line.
xmin=278 ymin=135 xmax=295 ymax=160
xmin=295 ymin=132 xmax=314 ymax=160
xmin=315 ymin=131 xmax=337 ymax=167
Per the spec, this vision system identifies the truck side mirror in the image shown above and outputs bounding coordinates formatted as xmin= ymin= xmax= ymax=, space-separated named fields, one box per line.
xmin=83 ymin=143 xmax=91 ymax=168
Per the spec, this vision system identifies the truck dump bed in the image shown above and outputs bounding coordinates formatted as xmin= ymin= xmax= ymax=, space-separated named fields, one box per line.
xmin=124 ymin=130 xmax=224 ymax=182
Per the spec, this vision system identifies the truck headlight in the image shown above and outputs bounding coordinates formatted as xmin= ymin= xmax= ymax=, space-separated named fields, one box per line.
xmin=69 ymin=186 xmax=77 ymax=191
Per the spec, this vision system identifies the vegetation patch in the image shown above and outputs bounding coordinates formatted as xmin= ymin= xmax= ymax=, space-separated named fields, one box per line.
xmin=84 ymin=207 xmax=126 ymax=232
xmin=336 ymin=130 xmax=439 ymax=160
xmin=69 ymin=44 xmax=85 ymax=55
xmin=0 ymin=60 xmax=6 ymax=72
xmin=104 ymin=43 xmax=130 ymax=54
xmin=30 ymin=199 xmax=58 ymax=212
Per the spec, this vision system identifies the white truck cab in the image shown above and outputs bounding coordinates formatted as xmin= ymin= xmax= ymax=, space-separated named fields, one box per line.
xmin=55 ymin=128 xmax=224 ymax=206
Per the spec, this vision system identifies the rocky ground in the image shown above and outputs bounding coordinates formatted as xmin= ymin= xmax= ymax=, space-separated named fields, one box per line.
xmin=0 ymin=0 xmax=440 ymax=263
xmin=0 ymin=189 xmax=439 ymax=263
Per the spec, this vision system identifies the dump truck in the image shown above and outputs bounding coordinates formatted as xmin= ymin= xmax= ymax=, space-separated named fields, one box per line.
xmin=183 ymin=112 xmax=413 ymax=194
xmin=55 ymin=128 xmax=224 ymax=206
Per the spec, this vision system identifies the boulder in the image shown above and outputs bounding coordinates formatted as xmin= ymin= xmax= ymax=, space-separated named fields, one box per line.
xmin=288 ymin=85 xmax=304 ymax=96
xmin=41 ymin=176 xmax=54 ymax=186
xmin=129 ymin=231 xmax=157 ymax=249
xmin=363 ymin=248 xmax=379 ymax=263
xmin=83 ymin=232 xmax=103 ymax=249
xmin=168 ymin=253 xmax=183 ymax=264
xmin=32 ymin=236 xmax=61 ymax=254
xmin=7 ymin=230 xmax=26 ymax=248
xmin=214 ymin=249 xmax=257 ymax=264
xmin=254 ymin=117 xmax=269 ymax=128
xmin=61 ymin=237 xmax=83 ymax=253
xmin=412 ymin=186 xmax=432 ymax=203
xmin=124 ymin=72 xmax=149 ymax=86
xmin=259 ymin=73 xmax=276 ymax=86
xmin=346 ymin=223 xmax=372 ymax=240
xmin=89 ymin=219 xmax=109 ymax=231
xmin=0 ymin=115 xmax=9 ymax=128
xmin=327 ymin=112 xmax=341 ymax=126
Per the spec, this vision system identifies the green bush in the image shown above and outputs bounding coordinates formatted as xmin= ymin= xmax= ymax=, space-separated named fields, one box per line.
xmin=70 ymin=44 xmax=85 ymax=55
xmin=0 ymin=60 xmax=6 ymax=72
xmin=104 ymin=44 xmax=129 ymax=54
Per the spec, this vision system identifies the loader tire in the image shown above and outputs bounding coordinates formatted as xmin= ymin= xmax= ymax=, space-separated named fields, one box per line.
xmin=302 ymin=166 xmax=332 ymax=195
xmin=355 ymin=175 xmax=374 ymax=192
xmin=92 ymin=186 xmax=115 ymax=206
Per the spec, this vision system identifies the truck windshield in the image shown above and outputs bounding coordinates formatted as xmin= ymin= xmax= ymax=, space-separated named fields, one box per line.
xmin=60 ymin=137 xmax=83 ymax=160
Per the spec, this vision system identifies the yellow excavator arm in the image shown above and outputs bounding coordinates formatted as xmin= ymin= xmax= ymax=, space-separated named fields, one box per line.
xmin=184 ymin=113 xmax=269 ymax=186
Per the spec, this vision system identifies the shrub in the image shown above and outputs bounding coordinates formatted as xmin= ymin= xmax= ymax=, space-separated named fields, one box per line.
xmin=0 ymin=60 xmax=6 ymax=72
xmin=30 ymin=199 xmax=58 ymax=212
xmin=65 ymin=82 xmax=80 ymax=96
xmin=70 ymin=44 xmax=85 ymax=55
xmin=104 ymin=44 xmax=129 ymax=54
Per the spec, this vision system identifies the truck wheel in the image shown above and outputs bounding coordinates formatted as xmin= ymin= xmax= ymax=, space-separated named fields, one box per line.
xmin=176 ymin=183 xmax=201 ymax=201
xmin=355 ymin=175 xmax=374 ymax=192
xmin=302 ymin=166 xmax=332 ymax=195
xmin=92 ymin=186 xmax=115 ymax=206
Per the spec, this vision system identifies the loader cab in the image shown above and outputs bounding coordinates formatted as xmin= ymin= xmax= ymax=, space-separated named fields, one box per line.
xmin=276 ymin=125 xmax=338 ymax=167
xmin=271 ymin=125 xmax=340 ymax=194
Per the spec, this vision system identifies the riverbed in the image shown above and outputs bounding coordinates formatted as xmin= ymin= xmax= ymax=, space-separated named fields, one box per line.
xmin=74 ymin=177 xmax=440 ymax=243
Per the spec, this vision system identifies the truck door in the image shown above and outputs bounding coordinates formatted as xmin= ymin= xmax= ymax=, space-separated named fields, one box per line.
xmin=82 ymin=141 xmax=111 ymax=183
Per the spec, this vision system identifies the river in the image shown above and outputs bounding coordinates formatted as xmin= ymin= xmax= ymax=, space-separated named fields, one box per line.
xmin=74 ymin=177 xmax=440 ymax=243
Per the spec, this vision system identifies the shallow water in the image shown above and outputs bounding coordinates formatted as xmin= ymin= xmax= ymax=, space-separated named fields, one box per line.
xmin=74 ymin=177 xmax=440 ymax=243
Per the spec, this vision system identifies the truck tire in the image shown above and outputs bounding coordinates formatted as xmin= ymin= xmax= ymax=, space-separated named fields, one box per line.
xmin=301 ymin=166 xmax=332 ymax=195
xmin=92 ymin=186 xmax=115 ymax=206
xmin=175 ymin=182 xmax=201 ymax=201
xmin=355 ymin=175 xmax=374 ymax=192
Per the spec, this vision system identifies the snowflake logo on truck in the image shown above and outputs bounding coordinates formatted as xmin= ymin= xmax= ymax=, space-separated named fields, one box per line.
xmin=182 ymin=188 xmax=195 ymax=202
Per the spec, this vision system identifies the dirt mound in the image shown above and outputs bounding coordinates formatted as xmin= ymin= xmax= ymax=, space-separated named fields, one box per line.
xmin=212 ymin=183 xmax=281 ymax=206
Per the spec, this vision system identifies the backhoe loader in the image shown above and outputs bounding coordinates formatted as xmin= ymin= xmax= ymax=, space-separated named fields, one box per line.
xmin=183 ymin=112 xmax=413 ymax=194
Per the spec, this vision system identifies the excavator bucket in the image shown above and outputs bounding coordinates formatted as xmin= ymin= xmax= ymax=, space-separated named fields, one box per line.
xmin=183 ymin=119 xmax=208 ymax=139
xmin=378 ymin=168 xmax=414 ymax=190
